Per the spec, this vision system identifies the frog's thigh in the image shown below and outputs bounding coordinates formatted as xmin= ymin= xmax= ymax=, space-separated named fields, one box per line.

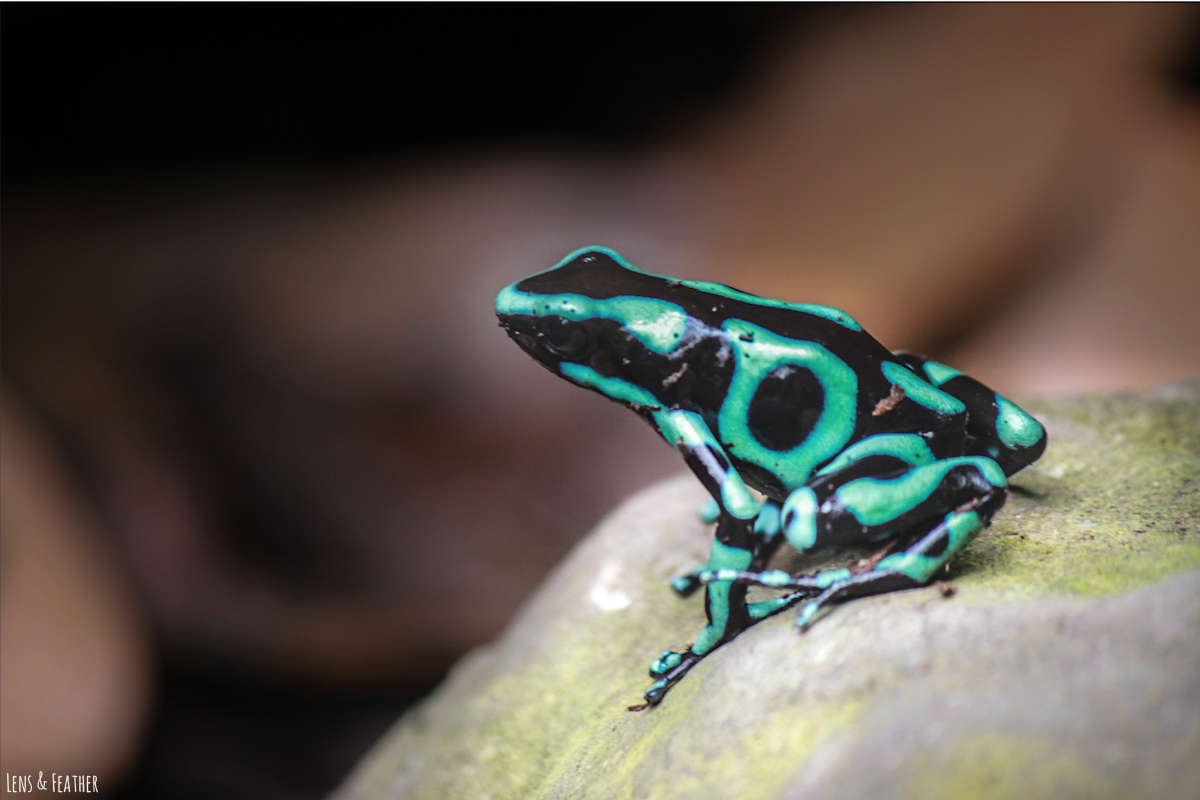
xmin=791 ymin=457 xmax=1008 ymax=626
xmin=893 ymin=352 xmax=1047 ymax=476
xmin=794 ymin=486 xmax=1007 ymax=627
xmin=782 ymin=453 xmax=1007 ymax=555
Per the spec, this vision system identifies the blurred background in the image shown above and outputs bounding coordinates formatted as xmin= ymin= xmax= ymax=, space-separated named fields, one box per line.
xmin=2 ymin=4 xmax=1197 ymax=798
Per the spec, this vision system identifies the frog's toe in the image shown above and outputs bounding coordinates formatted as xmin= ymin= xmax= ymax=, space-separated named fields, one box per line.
xmin=641 ymin=650 xmax=704 ymax=706
xmin=669 ymin=571 xmax=704 ymax=597
xmin=642 ymin=679 xmax=669 ymax=706
xmin=793 ymin=569 xmax=922 ymax=630
xmin=649 ymin=650 xmax=685 ymax=678
xmin=795 ymin=599 xmax=823 ymax=629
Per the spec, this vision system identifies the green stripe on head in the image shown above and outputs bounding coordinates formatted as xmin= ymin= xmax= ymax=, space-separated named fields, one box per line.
xmin=496 ymin=285 xmax=691 ymax=354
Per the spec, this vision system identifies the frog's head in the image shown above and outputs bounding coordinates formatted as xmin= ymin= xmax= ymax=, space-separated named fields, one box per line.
xmin=496 ymin=247 xmax=688 ymax=407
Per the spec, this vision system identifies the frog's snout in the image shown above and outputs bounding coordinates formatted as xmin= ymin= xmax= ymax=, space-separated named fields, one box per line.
xmin=497 ymin=312 xmax=542 ymax=358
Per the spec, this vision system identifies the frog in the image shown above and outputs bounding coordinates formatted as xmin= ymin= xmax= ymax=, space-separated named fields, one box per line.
xmin=495 ymin=246 xmax=1047 ymax=709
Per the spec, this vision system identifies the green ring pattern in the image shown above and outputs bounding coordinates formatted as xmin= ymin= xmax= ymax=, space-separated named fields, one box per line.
xmin=717 ymin=319 xmax=858 ymax=490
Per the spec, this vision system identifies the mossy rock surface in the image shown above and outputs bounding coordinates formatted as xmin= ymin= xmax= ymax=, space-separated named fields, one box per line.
xmin=333 ymin=384 xmax=1200 ymax=800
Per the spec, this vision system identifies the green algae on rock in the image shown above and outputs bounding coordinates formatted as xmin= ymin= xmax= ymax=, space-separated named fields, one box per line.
xmin=333 ymin=384 xmax=1200 ymax=800
xmin=953 ymin=381 xmax=1200 ymax=596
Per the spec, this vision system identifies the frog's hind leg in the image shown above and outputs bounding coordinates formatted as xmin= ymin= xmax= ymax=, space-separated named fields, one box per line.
xmin=793 ymin=491 xmax=1004 ymax=627
xmin=892 ymin=352 xmax=1047 ymax=476
xmin=790 ymin=454 xmax=1007 ymax=626
xmin=710 ymin=452 xmax=1009 ymax=630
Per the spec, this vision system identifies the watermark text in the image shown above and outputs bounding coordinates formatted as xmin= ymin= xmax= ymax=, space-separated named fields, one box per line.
xmin=5 ymin=773 xmax=99 ymax=793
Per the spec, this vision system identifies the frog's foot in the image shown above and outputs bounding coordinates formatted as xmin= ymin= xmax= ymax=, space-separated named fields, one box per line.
xmin=648 ymin=649 xmax=686 ymax=678
xmin=791 ymin=570 xmax=920 ymax=629
xmin=628 ymin=649 xmax=706 ymax=710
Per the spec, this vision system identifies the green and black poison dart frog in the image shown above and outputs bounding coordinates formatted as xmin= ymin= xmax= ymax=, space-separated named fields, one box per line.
xmin=495 ymin=246 xmax=1047 ymax=709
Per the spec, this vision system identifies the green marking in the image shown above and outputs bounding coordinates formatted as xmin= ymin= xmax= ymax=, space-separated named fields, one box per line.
xmin=706 ymin=569 xmax=738 ymax=581
xmin=552 ymin=245 xmax=645 ymax=273
xmin=718 ymin=320 xmax=859 ymax=490
xmin=537 ymin=247 xmax=865 ymax=330
xmin=877 ymin=511 xmax=983 ymax=583
xmin=670 ymin=574 xmax=697 ymax=593
xmin=782 ymin=487 xmax=819 ymax=551
xmin=650 ymin=651 xmax=683 ymax=676
xmin=754 ymin=503 xmax=781 ymax=537
xmin=677 ymin=280 xmax=863 ymax=330
xmin=698 ymin=497 xmax=720 ymax=523
xmin=496 ymin=285 xmax=689 ymax=353
xmin=559 ymin=362 xmax=660 ymax=408
xmin=693 ymin=540 xmax=753 ymax=655
xmin=749 ymin=596 xmax=794 ymax=619
xmin=836 ymin=458 xmax=1005 ymax=527
xmin=658 ymin=409 xmax=760 ymax=519
xmin=721 ymin=478 xmax=760 ymax=520
xmin=921 ymin=360 xmax=963 ymax=387
xmin=790 ymin=304 xmax=862 ymax=330
xmin=759 ymin=570 xmax=793 ymax=587
xmin=881 ymin=360 xmax=966 ymax=417
xmin=795 ymin=601 xmax=820 ymax=627
xmin=708 ymin=539 xmax=753 ymax=570
xmin=815 ymin=568 xmax=851 ymax=588
xmin=816 ymin=433 xmax=936 ymax=475
xmin=659 ymin=408 xmax=713 ymax=449
xmin=995 ymin=394 xmax=1045 ymax=449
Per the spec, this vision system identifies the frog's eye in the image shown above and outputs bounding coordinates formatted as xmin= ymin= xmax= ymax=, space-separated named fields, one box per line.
xmin=543 ymin=317 xmax=592 ymax=360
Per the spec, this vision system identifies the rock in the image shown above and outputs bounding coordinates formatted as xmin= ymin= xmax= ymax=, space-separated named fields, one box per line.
xmin=333 ymin=384 xmax=1200 ymax=800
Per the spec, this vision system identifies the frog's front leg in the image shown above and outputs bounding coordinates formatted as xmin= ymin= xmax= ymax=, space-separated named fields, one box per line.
xmin=655 ymin=408 xmax=774 ymax=579
xmin=638 ymin=410 xmax=780 ymax=707
xmin=641 ymin=511 xmax=783 ymax=708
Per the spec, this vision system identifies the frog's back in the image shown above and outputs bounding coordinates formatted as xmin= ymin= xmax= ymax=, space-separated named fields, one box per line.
xmin=507 ymin=248 xmax=963 ymax=497
xmin=514 ymin=248 xmax=897 ymax=364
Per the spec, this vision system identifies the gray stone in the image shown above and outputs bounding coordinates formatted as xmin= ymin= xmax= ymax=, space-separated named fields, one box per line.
xmin=333 ymin=384 xmax=1200 ymax=800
